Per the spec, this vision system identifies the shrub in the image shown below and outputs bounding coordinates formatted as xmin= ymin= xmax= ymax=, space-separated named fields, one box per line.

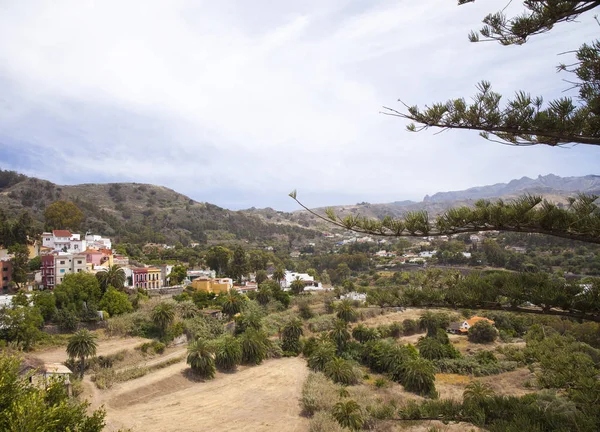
xmin=302 ymin=336 xmax=319 ymax=357
xmin=298 ymin=301 xmax=315 ymax=320
xmin=301 ymin=372 xmax=340 ymax=416
xmin=187 ymin=339 xmax=215 ymax=379
xmin=152 ymin=341 xmax=166 ymax=354
xmin=239 ymin=328 xmax=270 ymax=365
xmin=307 ymin=315 xmax=336 ymax=332
xmin=434 ymin=358 xmax=518 ymax=376
xmin=388 ymin=322 xmax=403 ymax=338
xmin=402 ymin=319 xmax=419 ymax=335
xmin=468 ymin=321 xmax=498 ymax=344
xmin=324 ymin=358 xmax=359 ymax=385
xmin=214 ymin=334 xmax=242 ymax=371
xmin=374 ymin=377 xmax=388 ymax=388
xmin=400 ymin=357 xmax=437 ymax=396
xmin=308 ymin=411 xmax=345 ymax=432
xmin=352 ymin=324 xmax=380 ymax=343
xmin=281 ymin=318 xmax=304 ymax=355
xmin=308 ymin=342 xmax=337 ymax=372
xmin=475 ymin=350 xmax=498 ymax=365
xmin=332 ymin=399 xmax=364 ymax=431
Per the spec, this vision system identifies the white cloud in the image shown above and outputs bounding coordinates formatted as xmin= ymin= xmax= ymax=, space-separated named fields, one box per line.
xmin=0 ymin=0 xmax=598 ymax=210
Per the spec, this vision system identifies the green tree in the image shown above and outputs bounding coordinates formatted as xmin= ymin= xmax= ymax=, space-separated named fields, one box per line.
xmin=324 ymin=357 xmax=358 ymax=385
xmin=99 ymin=286 xmax=133 ymax=316
xmin=336 ymin=299 xmax=358 ymax=323
xmin=229 ymin=246 xmax=249 ymax=282
xmin=28 ymin=255 xmax=41 ymax=271
xmin=151 ymin=302 xmax=176 ymax=337
xmin=239 ymin=327 xmax=270 ymax=365
xmin=214 ymin=334 xmax=242 ymax=371
xmin=332 ymin=400 xmax=364 ymax=431
xmin=468 ymin=321 xmax=498 ymax=344
xmin=419 ymin=311 xmax=450 ymax=337
xmin=0 ymin=305 xmax=44 ymax=350
xmin=221 ymin=291 xmax=244 ymax=318
xmin=96 ymin=265 xmax=126 ymax=292
xmin=53 ymin=273 xmax=102 ymax=319
xmin=0 ymin=352 xmax=105 ymax=432
xmin=7 ymin=244 xmax=29 ymax=288
xmin=463 ymin=380 xmax=495 ymax=405
xmin=290 ymin=277 xmax=305 ymax=295
xmin=329 ymin=319 xmax=351 ymax=353
xmin=248 ymin=250 xmax=269 ymax=272
xmin=272 ymin=267 xmax=285 ymax=287
xmin=44 ymin=200 xmax=85 ymax=231
xmin=308 ymin=341 xmax=337 ymax=372
xmin=255 ymin=269 xmax=268 ymax=285
xmin=281 ymin=318 xmax=303 ymax=354
xmin=168 ymin=265 xmax=187 ymax=286
xmin=66 ymin=329 xmax=98 ymax=378
xmin=33 ymin=290 xmax=56 ymax=322
xmin=352 ymin=324 xmax=379 ymax=343
xmin=401 ymin=357 xmax=437 ymax=396
xmin=187 ymin=339 xmax=215 ymax=379
xmin=205 ymin=246 xmax=232 ymax=276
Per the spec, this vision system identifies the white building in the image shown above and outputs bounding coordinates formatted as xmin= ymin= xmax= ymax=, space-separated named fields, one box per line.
xmin=340 ymin=292 xmax=367 ymax=302
xmin=281 ymin=271 xmax=323 ymax=291
xmin=42 ymin=230 xmax=87 ymax=253
xmin=84 ymin=233 xmax=112 ymax=250
xmin=419 ymin=251 xmax=437 ymax=259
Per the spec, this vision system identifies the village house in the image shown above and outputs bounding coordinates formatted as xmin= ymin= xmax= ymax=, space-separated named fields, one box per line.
xmin=281 ymin=271 xmax=323 ymax=291
xmin=190 ymin=277 xmax=233 ymax=294
xmin=447 ymin=316 xmax=495 ymax=335
xmin=132 ymin=267 xmax=163 ymax=290
xmin=1 ymin=259 xmax=12 ymax=290
xmin=41 ymin=253 xmax=87 ymax=289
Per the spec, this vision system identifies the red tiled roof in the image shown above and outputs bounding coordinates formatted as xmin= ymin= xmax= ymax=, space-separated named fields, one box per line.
xmin=52 ymin=230 xmax=72 ymax=237
xmin=83 ymin=249 xmax=103 ymax=254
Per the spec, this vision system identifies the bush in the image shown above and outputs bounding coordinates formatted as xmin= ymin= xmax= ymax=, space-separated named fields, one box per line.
xmin=152 ymin=341 xmax=166 ymax=354
xmin=308 ymin=411 xmax=345 ymax=432
xmin=324 ymin=358 xmax=359 ymax=385
xmin=307 ymin=315 xmax=336 ymax=332
xmin=298 ymin=301 xmax=315 ymax=320
xmin=468 ymin=321 xmax=498 ymax=344
xmin=301 ymin=372 xmax=340 ymax=416
xmin=352 ymin=324 xmax=380 ymax=343
xmin=434 ymin=358 xmax=518 ymax=376
xmin=402 ymin=319 xmax=419 ymax=335
xmin=388 ymin=322 xmax=403 ymax=338
xmin=214 ymin=334 xmax=242 ymax=371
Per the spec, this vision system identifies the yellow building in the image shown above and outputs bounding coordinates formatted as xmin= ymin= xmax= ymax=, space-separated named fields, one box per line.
xmin=147 ymin=267 xmax=162 ymax=290
xmin=190 ymin=278 xmax=233 ymax=294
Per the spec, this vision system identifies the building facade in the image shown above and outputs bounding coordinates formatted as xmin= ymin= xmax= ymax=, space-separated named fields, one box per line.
xmin=1 ymin=260 xmax=12 ymax=290
xmin=132 ymin=267 xmax=163 ymax=290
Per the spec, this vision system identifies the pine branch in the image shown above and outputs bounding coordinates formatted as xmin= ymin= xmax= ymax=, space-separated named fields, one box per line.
xmin=290 ymin=192 xmax=600 ymax=244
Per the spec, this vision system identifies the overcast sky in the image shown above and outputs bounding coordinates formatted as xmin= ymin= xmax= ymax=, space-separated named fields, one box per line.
xmin=1 ymin=0 xmax=598 ymax=211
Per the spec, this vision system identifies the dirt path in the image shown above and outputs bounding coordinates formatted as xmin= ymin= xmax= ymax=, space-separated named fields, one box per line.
xmin=31 ymin=337 xmax=150 ymax=364
xmin=100 ymin=357 xmax=309 ymax=432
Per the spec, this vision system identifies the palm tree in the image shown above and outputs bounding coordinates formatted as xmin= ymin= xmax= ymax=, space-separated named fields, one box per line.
xmin=239 ymin=328 xmax=270 ymax=365
xmin=187 ymin=339 xmax=215 ymax=379
xmin=307 ymin=342 xmax=336 ymax=372
xmin=177 ymin=301 xmax=199 ymax=319
xmin=419 ymin=311 xmax=449 ymax=337
xmin=290 ymin=277 xmax=305 ymax=295
xmin=96 ymin=265 xmax=126 ymax=292
xmin=214 ymin=334 xmax=242 ymax=371
xmin=324 ymin=357 xmax=357 ymax=385
xmin=256 ymin=286 xmax=272 ymax=306
xmin=281 ymin=318 xmax=303 ymax=354
xmin=329 ymin=319 xmax=351 ymax=353
xmin=463 ymin=381 xmax=495 ymax=404
xmin=66 ymin=329 xmax=98 ymax=378
xmin=332 ymin=400 xmax=364 ymax=431
xmin=401 ymin=357 xmax=437 ymax=396
xmin=221 ymin=292 xmax=244 ymax=318
xmin=272 ymin=268 xmax=285 ymax=288
xmin=352 ymin=324 xmax=379 ymax=343
xmin=336 ymin=300 xmax=358 ymax=323
xmin=151 ymin=302 xmax=176 ymax=337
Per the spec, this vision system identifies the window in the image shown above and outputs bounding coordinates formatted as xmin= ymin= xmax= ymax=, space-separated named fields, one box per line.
xmin=2 ymin=267 xmax=7 ymax=272
xmin=60 ymin=269 xmax=65 ymax=273
xmin=77 ymin=269 xmax=82 ymax=273
xmin=77 ymin=260 xmax=82 ymax=264
xmin=2 ymin=277 xmax=7 ymax=281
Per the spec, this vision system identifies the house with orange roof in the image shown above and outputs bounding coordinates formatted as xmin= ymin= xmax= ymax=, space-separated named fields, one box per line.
xmin=447 ymin=316 xmax=495 ymax=335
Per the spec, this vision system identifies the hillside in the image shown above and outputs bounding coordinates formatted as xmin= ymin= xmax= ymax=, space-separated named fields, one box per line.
xmin=0 ymin=171 xmax=319 ymax=246
xmin=249 ymin=173 xmax=600 ymax=226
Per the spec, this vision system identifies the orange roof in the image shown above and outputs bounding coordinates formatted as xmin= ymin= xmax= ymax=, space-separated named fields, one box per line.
xmin=466 ymin=316 xmax=494 ymax=326
xmin=83 ymin=249 xmax=103 ymax=254
xmin=52 ymin=230 xmax=72 ymax=237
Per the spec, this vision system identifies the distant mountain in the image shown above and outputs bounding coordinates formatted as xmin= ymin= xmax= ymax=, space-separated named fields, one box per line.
xmin=0 ymin=170 xmax=319 ymax=246
xmin=273 ymin=174 xmax=600 ymax=224
xmin=423 ymin=174 xmax=600 ymax=203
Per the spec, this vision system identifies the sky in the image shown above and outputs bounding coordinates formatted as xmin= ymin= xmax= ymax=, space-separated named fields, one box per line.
xmin=0 ymin=0 xmax=598 ymax=211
